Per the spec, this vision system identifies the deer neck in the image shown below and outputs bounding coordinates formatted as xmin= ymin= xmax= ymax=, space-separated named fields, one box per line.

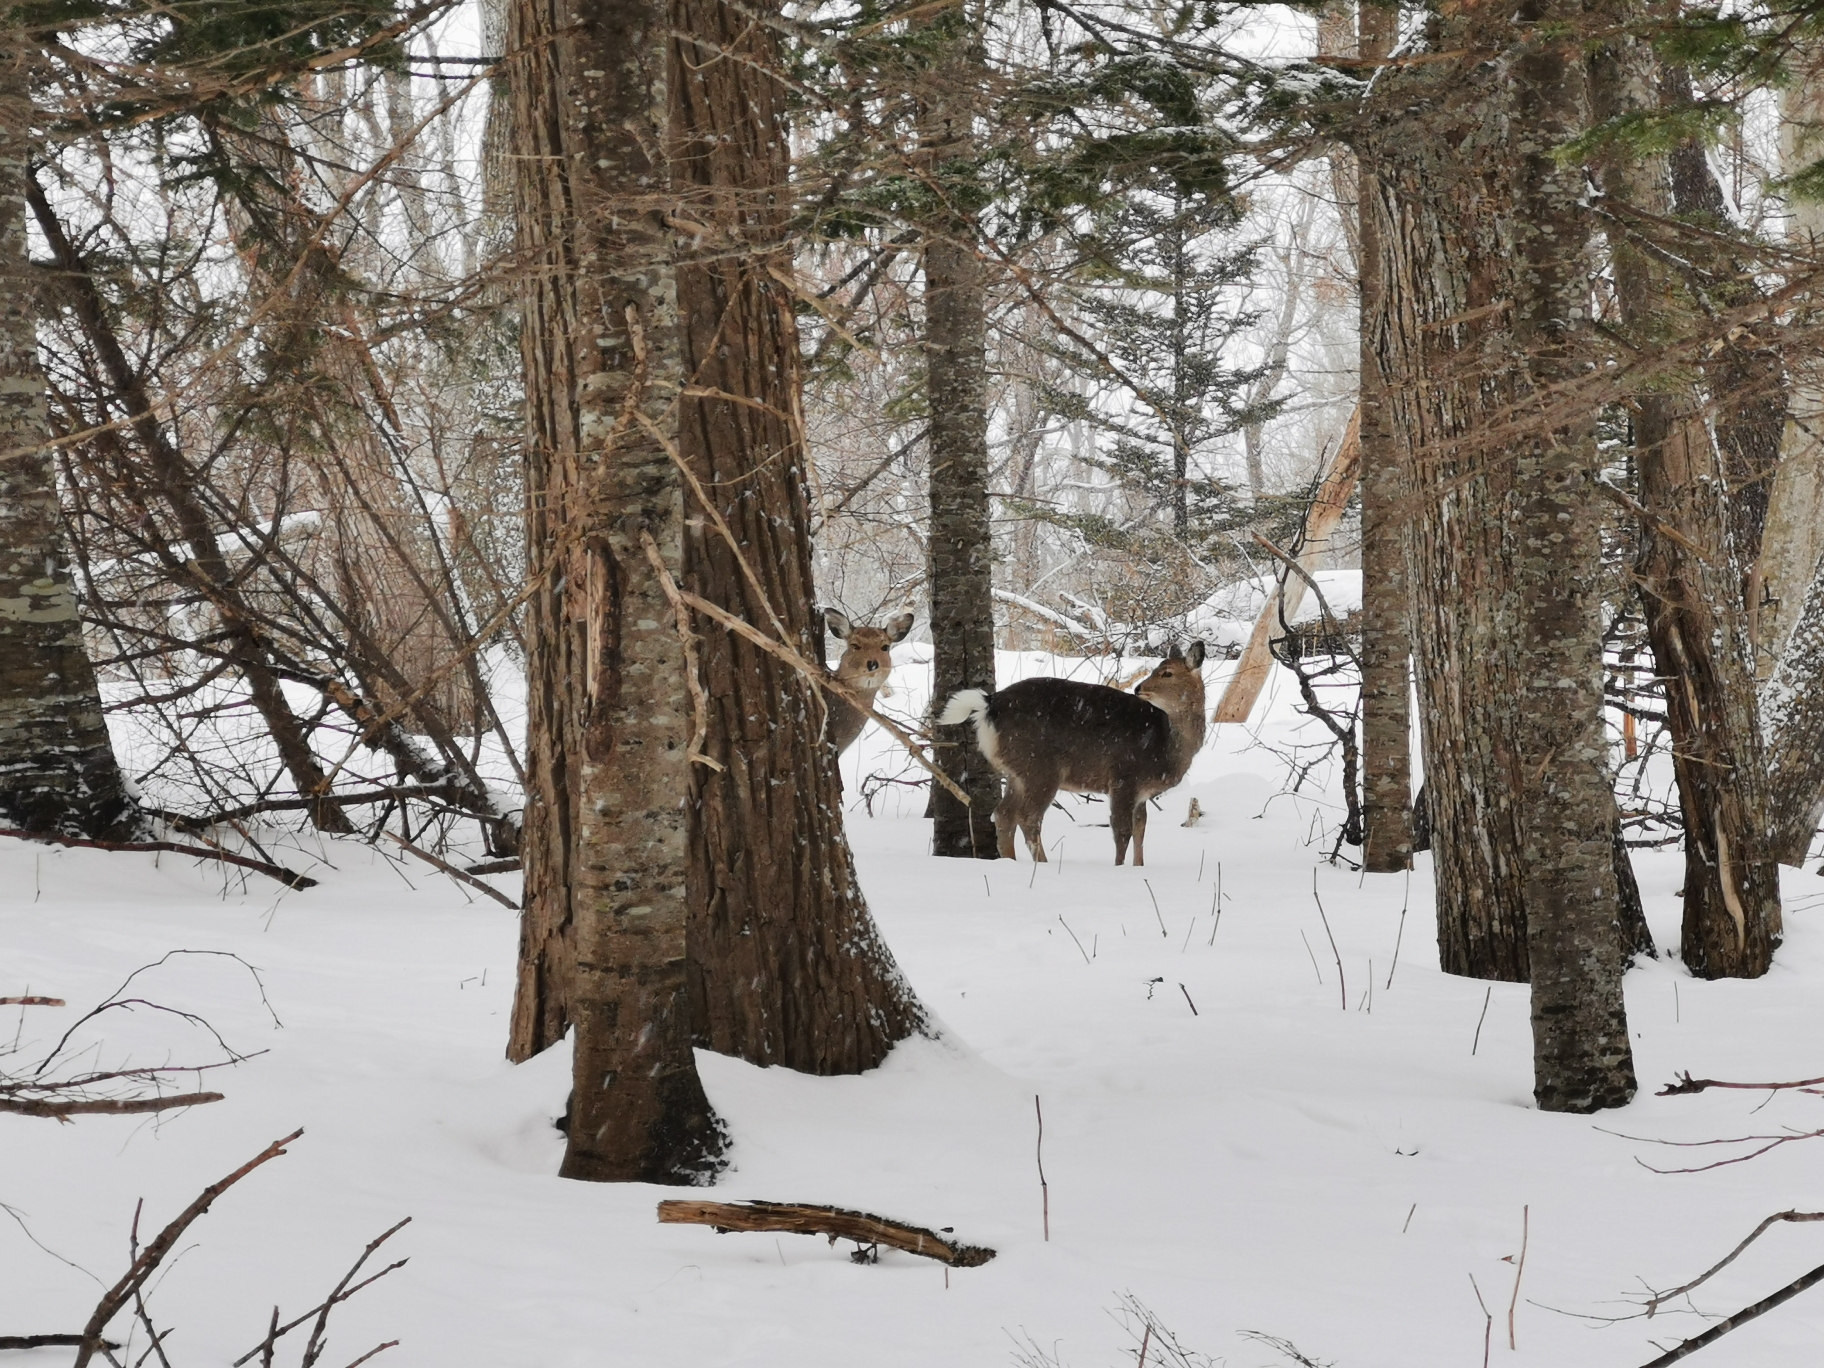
xmin=1161 ymin=698 xmax=1207 ymax=778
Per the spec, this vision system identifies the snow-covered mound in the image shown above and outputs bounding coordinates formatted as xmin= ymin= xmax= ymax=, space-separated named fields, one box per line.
xmin=1183 ymin=569 xmax=1363 ymax=648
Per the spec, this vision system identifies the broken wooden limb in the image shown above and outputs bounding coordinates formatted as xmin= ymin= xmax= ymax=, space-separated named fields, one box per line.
xmin=0 ymin=829 xmax=317 ymax=890
xmin=0 ymin=1335 xmax=120 ymax=1352
xmin=0 ymin=996 xmax=63 ymax=1007
xmin=0 ymin=1091 xmax=224 ymax=1119
xmin=657 ymin=1200 xmax=996 ymax=1267
xmin=1212 ymin=407 xmax=1361 ymax=726
xmin=380 ymin=832 xmax=517 ymax=909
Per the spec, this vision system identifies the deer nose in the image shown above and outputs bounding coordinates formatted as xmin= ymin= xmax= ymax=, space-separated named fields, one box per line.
xmin=867 ymin=661 xmax=880 ymax=671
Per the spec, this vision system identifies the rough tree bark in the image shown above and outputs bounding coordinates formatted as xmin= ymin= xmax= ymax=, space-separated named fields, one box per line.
xmin=1509 ymin=1 xmax=1635 ymax=1110
xmin=1591 ymin=36 xmax=1780 ymax=980
xmin=1358 ymin=2 xmax=1650 ymax=1055
xmin=1760 ymin=48 xmax=1824 ymax=671
xmin=921 ymin=9 xmax=1000 ymax=860
xmin=1355 ymin=0 xmax=1414 ymax=873
xmin=1359 ymin=50 xmax=1532 ymax=981
xmin=507 ymin=0 xmax=721 ymax=1182
xmin=0 ymin=56 xmax=134 ymax=839
xmin=670 ymin=0 xmax=925 ymax=1072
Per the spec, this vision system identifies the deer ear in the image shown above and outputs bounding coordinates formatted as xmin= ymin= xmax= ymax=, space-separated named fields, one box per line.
xmin=884 ymin=610 xmax=915 ymax=643
xmin=1185 ymin=640 xmax=1206 ymax=670
xmin=1165 ymin=641 xmax=1184 ymax=661
xmin=823 ymin=607 xmax=852 ymax=640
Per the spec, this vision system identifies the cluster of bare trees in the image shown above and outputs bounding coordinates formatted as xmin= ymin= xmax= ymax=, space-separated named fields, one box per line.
xmin=8 ymin=0 xmax=1824 ymax=1180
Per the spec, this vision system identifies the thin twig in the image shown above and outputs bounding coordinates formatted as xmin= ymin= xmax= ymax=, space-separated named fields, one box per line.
xmin=1644 ymin=1211 xmax=1824 ymax=1316
xmin=1636 ymin=1260 xmax=1824 ymax=1367
xmin=1508 ymin=1205 xmax=1528 ymax=1349
xmin=1035 ymin=1096 xmax=1049 ymax=1242
xmin=1472 ymin=986 xmax=1494 ymax=1055
xmin=379 ymin=833 xmax=516 ymax=909
xmin=1312 ymin=870 xmax=1345 ymax=1010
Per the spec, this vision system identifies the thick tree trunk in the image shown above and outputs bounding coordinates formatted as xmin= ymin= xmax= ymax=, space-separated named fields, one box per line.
xmin=670 ymin=0 xmax=925 ymax=1072
xmin=1590 ymin=39 xmax=1781 ymax=979
xmin=507 ymin=0 xmax=721 ymax=1183
xmin=1761 ymin=572 xmax=1824 ymax=864
xmin=0 ymin=65 xmax=133 ymax=839
xmin=921 ymin=29 xmax=1000 ymax=860
xmin=1355 ymin=0 xmax=1413 ymax=874
xmin=1361 ymin=80 xmax=1531 ymax=982
xmin=1510 ymin=0 xmax=1636 ymax=1111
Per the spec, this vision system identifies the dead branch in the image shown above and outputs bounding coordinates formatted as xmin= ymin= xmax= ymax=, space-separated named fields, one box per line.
xmin=657 ymin=1199 xmax=995 ymax=1267
xmin=1659 ymin=1071 xmax=1824 ymax=1096
xmin=70 ymin=1130 xmax=305 ymax=1368
xmin=1644 ymin=1211 xmax=1824 ymax=1316
xmin=378 ymin=832 xmax=517 ymax=909
xmin=0 ymin=1091 xmax=223 ymax=1119
xmin=0 ymin=828 xmax=317 ymax=890
xmin=462 ymin=858 xmax=520 ymax=876
xmin=1637 ymin=1259 xmax=1824 ymax=1367
xmin=0 ymin=1335 xmax=120 ymax=1352
xmin=231 ymin=1218 xmax=411 ymax=1367
xmin=0 ymin=997 xmax=64 ymax=1007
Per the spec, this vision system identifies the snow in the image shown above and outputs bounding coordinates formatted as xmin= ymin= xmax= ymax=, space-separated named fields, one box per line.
xmin=7 ymin=651 xmax=1824 ymax=1367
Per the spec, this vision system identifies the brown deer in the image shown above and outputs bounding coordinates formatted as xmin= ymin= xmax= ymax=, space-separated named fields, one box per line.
xmin=937 ymin=642 xmax=1207 ymax=865
xmin=823 ymin=607 xmax=916 ymax=755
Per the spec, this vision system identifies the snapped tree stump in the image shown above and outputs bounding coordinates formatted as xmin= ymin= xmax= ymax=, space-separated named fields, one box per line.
xmin=657 ymin=1200 xmax=996 ymax=1267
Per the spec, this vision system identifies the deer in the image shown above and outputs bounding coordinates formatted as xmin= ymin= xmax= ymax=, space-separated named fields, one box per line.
xmin=822 ymin=607 xmax=916 ymax=755
xmin=937 ymin=642 xmax=1207 ymax=865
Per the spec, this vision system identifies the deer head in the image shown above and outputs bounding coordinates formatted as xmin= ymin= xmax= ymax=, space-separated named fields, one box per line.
xmin=824 ymin=607 xmax=915 ymax=701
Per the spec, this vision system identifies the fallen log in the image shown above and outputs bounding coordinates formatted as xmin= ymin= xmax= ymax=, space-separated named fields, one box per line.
xmin=0 ymin=1091 xmax=224 ymax=1119
xmin=657 ymin=1199 xmax=995 ymax=1267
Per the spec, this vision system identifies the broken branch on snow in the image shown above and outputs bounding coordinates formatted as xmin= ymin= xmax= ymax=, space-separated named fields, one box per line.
xmin=657 ymin=1200 xmax=996 ymax=1267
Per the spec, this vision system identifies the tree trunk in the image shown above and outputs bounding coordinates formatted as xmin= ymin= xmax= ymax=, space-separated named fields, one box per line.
xmin=1590 ymin=38 xmax=1781 ymax=979
xmin=1360 ymin=61 xmax=1532 ymax=982
xmin=670 ymin=0 xmax=925 ymax=1072
xmin=921 ymin=22 xmax=1000 ymax=860
xmin=1759 ymin=42 xmax=1824 ymax=671
xmin=507 ymin=0 xmax=721 ymax=1183
xmin=1355 ymin=0 xmax=1413 ymax=874
xmin=1510 ymin=0 xmax=1635 ymax=1111
xmin=0 ymin=61 xmax=134 ymax=839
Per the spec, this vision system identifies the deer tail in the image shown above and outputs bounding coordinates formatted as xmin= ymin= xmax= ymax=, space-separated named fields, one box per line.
xmin=937 ymin=688 xmax=991 ymax=727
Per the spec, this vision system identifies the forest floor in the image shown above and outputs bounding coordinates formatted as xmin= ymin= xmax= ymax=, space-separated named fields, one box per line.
xmin=5 ymin=651 xmax=1824 ymax=1367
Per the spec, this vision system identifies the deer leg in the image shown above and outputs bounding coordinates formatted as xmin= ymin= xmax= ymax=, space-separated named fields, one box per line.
xmin=1133 ymin=796 xmax=1149 ymax=867
xmin=1021 ymin=783 xmax=1058 ymax=862
xmin=993 ymin=781 xmax=1021 ymax=860
xmin=1111 ymin=782 xmax=1137 ymax=865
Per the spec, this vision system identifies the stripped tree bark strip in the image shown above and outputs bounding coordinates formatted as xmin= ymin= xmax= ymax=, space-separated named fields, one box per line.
xmin=657 ymin=1200 xmax=995 ymax=1267
xmin=1211 ymin=407 xmax=1361 ymax=725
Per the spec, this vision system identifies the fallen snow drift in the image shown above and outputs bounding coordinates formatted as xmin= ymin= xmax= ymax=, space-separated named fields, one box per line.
xmin=5 ymin=651 xmax=1824 ymax=1367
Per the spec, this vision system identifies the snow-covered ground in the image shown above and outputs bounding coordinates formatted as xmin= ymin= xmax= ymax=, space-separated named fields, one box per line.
xmin=6 ymin=652 xmax=1824 ymax=1367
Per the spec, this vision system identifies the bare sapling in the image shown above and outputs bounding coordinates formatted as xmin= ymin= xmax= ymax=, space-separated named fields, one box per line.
xmin=938 ymin=642 xmax=1207 ymax=864
xmin=823 ymin=608 xmax=916 ymax=755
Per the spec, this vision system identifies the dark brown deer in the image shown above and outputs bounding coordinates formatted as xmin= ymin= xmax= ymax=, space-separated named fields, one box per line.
xmin=823 ymin=607 xmax=915 ymax=755
xmin=937 ymin=642 xmax=1207 ymax=865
